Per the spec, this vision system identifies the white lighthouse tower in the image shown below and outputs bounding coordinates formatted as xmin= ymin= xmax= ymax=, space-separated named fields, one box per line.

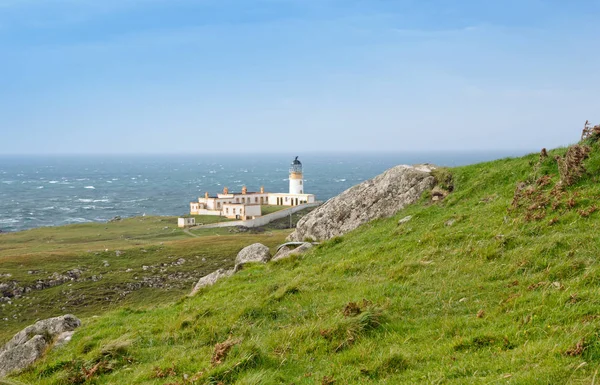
xmin=289 ymin=156 xmax=304 ymax=195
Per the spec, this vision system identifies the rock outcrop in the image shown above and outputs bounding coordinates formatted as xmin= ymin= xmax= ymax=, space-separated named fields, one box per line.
xmin=272 ymin=242 xmax=314 ymax=262
xmin=234 ymin=243 xmax=271 ymax=271
xmin=189 ymin=268 xmax=235 ymax=296
xmin=189 ymin=243 xmax=272 ymax=296
xmin=0 ymin=314 xmax=81 ymax=377
xmin=288 ymin=164 xmax=436 ymax=241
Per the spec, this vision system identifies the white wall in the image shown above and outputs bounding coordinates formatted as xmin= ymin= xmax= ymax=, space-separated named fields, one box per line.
xmin=178 ymin=217 xmax=196 ymax=228
xmin=195 ymin=209 xmax=222 ymax=216
xmin=268 ymin=193 xmax=316 ymax=206
xmin=289 ymin=177 xmax=303 ymax=194
xmin=245 ymin=204 xmax=261 ymax=217
xmin=194 ymin=202 xmax=321 ymax=229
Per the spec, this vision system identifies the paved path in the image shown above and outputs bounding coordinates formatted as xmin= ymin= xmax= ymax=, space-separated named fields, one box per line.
xmin=182 ymin=228 xmax=199 ymax=238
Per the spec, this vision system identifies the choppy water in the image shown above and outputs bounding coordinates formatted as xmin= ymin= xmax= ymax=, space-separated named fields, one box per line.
xmin=0 ymin=152 xmax=527 ymax=232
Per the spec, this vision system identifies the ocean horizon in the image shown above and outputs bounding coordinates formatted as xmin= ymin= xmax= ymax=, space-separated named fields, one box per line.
xmin=0 ymin=150 xmax=532 ymax=232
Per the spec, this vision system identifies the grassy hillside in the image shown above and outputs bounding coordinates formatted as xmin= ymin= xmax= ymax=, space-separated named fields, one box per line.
xmin=9 ymin=141 xmax=600 ymax=384
xmin=0 ymin=216 xmax=290 ymax=342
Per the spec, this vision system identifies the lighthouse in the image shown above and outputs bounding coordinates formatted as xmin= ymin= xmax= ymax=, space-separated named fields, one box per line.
xmin=289 ymin=156 xmax=304 ymax=195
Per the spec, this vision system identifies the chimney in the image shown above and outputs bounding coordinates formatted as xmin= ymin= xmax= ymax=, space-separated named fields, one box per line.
xmin=260 ymin=186 xmax=265 ymax=193
xmin=223 ymin=187 xmax=229 ymax=194
xmin=242 ymin=186 xmax=247 ymax=195
xmin=205 ymin=191 xmax=209 ymax=199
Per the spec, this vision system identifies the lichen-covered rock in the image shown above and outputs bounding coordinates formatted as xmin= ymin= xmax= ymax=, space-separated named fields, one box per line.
xmin=272 ymin=246 xmax=291 ymax=261
xmin=0 ymin=335 xmax=47 ymax=377
xmin=189 ymin=268 xmax=235 ymax=296
xmin=234 ymin=243 xmax=271 ymax=271
xmin=272 ymin=243 xmax=314 ymax=262
xmin=0 ymin=314 xmax=81 ymax=377
xmin=288 ymin=164 xmax=436 ymax=241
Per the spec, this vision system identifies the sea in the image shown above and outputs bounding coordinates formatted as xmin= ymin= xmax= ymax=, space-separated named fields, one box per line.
xmin=0 ymin=151 xmax=529 ymax=232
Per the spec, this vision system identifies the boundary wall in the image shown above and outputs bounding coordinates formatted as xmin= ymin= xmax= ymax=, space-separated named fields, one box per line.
xmin=194 ymin=202 xmax=321 ymax=229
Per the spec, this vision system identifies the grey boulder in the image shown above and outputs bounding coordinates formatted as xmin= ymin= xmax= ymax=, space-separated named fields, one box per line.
xmin=234 ymin=243 xmax=271 ymax=271
xmin=288 ymin=164 xmax=435 ymax=241
xmin=272 ymin=243 xmax=314 ymax=262
xmin=189 ymin=268 xmax=235 ymax=296
xmin=0 ymin=314 xmax=81 ymax=377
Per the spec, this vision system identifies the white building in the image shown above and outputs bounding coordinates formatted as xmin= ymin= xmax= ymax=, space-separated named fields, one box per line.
xmin=189 ymin=156 xmax=316 ymax=220
xmin=177 ymin=217 xmax=196 ymax=228
xmin=222 ymin=203 xmax=261 ymax=220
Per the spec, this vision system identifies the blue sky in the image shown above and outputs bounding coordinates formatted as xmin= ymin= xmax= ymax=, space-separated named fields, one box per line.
xmin=1 ymin=0 xmax=599 ymax=154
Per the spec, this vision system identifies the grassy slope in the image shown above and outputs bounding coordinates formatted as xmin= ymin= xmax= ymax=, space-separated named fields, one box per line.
xmin=260 ymin=205 xmax=287 ymax=215
xmin=0 ymin=216 xmax=289 ymax=342
xmin=10 ymin=145 xmax=600 ymax=384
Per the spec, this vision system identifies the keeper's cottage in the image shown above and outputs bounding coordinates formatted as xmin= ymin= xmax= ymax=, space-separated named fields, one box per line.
xmin=189 ymin=156 xmax=316 ymax=220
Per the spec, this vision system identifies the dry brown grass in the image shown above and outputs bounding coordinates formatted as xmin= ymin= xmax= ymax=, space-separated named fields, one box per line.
xmin=581 ymin=120 xmax=600 ymax=141
xmin=556 ymin=144 xmax=591 ymax=186
xmin=211 ymin=337 xmax=240 ymax=366
xmin=565 ymin=339 xmax=586 ymax=356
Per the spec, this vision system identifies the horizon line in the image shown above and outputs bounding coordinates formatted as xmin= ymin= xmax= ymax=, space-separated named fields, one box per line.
xmin=0 ymin=148 xmax=543 ymax=157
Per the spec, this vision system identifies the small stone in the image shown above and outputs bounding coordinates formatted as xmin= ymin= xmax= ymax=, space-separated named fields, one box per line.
xmin=272 ymin=243 xmax=314 ymax=262
xmin=445 ymin=218 xmax=456 ymax=226
xmin=397 ymin=215 xmax=413 ymax=225
xmin=54 ymin=331 xmax=75 ymax=347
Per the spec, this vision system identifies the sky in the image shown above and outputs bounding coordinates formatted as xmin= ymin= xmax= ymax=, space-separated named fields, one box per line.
xmin=0 ymin=0 xmax=599 ymax=154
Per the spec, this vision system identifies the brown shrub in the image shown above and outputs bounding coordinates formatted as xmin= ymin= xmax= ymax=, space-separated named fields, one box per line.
xmin=556 ymin=145 xmax=591 ymax=186
xmin=581 ymin=120 xmax=600 ymax=141
xmin=211 ymin=337 xmax=240 ymax=366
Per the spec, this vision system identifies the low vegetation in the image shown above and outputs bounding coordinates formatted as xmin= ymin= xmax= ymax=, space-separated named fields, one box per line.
xmin=0 ymin=216 xmax=289 ymax=342
xmin=6 ymin=125 xmax=600 ymax=383
xmin=259 ymin=205 xmax=288 ymax=215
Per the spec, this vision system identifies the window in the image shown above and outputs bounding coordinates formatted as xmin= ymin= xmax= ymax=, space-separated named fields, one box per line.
xmin=255 ymin=197 xmax=258 ymax=203
xmin=226 ymin=208 xmax=229 ymax=213
xmin=236 ymin=198 xmax=239 ymax=203
xmin=300 ymin=181 xmax=302 ymax=185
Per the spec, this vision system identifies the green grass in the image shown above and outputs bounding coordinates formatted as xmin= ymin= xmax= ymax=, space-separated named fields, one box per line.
xmin=260 ymin=205 xmax=287 ymax=215
xmin=8 ymin=142 xmax=600 ymax=384
xmin=189 ymin=215 xmax=235 ymax=224
xmin=0 ymin=216 xmax=290 ymax=341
